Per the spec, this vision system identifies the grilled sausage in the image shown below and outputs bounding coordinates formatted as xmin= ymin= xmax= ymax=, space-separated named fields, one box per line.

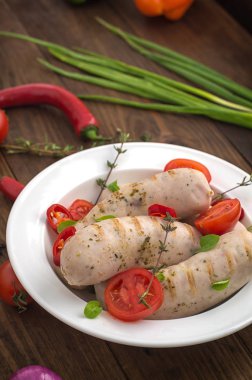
xmin=76 ymin=168 xmax=213 ymax=230
xmin=60 ymin=216 xmax=201 ymax=287
xmin=149 ymin=228 xmax=252 ymax=319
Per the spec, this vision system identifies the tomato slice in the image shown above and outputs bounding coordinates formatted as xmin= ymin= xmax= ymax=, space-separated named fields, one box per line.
xmin=164 ymin=158 xmax=212 ymax=183
xmin=148 ymin=204 xmax=177 ymax=218
xmin=194 ymin=198 xmax=241 ymax=235
xmin=105 ymin=268 xmax=164 ymax=322
xmin=53 ymin=226 xmax=76 ymax=266
xmin=47 ymin=204 xmax=72 ymax=232
xmin=68 ymin=199 xmax=94 ymax=221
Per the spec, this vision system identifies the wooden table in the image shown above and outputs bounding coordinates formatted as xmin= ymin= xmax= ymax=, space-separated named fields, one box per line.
xmin=0 ymin=1 xmax=251 ymax=379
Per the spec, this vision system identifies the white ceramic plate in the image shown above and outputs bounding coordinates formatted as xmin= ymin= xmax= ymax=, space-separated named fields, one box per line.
xmin=6 ymin=143 xmax=252 ymax=347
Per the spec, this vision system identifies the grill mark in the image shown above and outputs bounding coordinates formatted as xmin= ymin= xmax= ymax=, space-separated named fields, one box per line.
xmin=224 ymin=252 xmax=234 ymax=273
xmin=183 ymin=223 xmax=194 ymax=240
xmin=166 ymin=276 xmax=176 ymax=299
xmin=92 ymin=224 xmax=105 ymax=239
xmin=150 ymin=216 xmax=162 ymax=230
xmin=206 ymin=260 xmax=214 ymax=282
xmin=150 ymin=174 xmax=158 ymax=181
xmin=244 ymin=244 xmax=252 ymax=260
xmin=131 ymin=217 xmax=144 ymax=236
xmin=97 ymin=202 xmax=106 ymax=213
xmin=111 ymin=218 xmax=126 ymax=239
xmin=186 ymin=268 xmax=196 ymax=294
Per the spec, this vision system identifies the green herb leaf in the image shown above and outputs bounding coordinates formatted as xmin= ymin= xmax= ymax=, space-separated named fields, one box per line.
xmin=107 ymin=180 xmax=120 ymax=192
xmin=247 ymin=225 xmax=252 ymax=232
xmin=84 ymin=300 xmax=102 ymax=319
xmin=195 ymin=234 xmax=220 ymax=254
xmin=57 ymin=219 xmax=76 ymax=233
xmin=95 ymin=215 xmax=116 ymax=222
xmin=211 ymin=279 xmax=230 ymax=291
xmin=155 ymin=272 xmax=165 ymax=282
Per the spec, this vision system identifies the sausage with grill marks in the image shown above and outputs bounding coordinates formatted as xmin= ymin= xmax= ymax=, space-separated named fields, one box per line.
xmin=60 ymin=216 xmax=201 ymax=287
xmin=76 ymin=168 xmax=213 ymax=230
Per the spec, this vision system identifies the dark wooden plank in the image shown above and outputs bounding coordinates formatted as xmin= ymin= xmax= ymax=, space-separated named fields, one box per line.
xmin=216 ymin=0 xmax=252 ymax=33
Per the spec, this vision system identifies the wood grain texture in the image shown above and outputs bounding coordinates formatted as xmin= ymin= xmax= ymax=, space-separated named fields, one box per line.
xmin=0 ymin=1 xmax=251 ymax=379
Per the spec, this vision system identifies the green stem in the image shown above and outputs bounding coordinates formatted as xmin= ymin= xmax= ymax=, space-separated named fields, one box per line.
xmin=97 ymin=18 xmax=252 ymax=103
xmin=78 ymin=94 xmax=252 ymax=129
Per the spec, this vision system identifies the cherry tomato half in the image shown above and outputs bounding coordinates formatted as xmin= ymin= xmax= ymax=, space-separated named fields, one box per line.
xmin=0 ymin=110 xmax=9 ymax=143
xmin=105 ymin=268 xmax=164 ymax=322
xmin=194 ymin=198 xmax=241 ymax=235
xmin=47 ymin=203 xmax=72 ymax=232
xmin=148 ymin=204 xmax=177 ymax=218
xmin=164 ymin=158 xmax=212 ymax=183
xmin=68 ymin=199 xmax=94 ymax=221
xmin=53 ymin=226 xmax=76 ymax=266
xmin=0 ymin=260 xmax=32 ymax=311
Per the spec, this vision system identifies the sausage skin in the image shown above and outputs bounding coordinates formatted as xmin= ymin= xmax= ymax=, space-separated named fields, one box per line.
xmin=150 ymin=228 xmax=252 ymax=319
xmin=76 ymin=168 xmax=213 ymax=229
xmin=60 ymin=216 xmax=200 ymax=287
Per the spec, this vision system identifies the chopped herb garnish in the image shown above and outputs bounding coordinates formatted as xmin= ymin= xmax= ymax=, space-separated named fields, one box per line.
xmin=84 ymin=300 xmax=102 ymax=319
xmin=57 ymin=219 xmax=77 ymax=233
xmin=194 ymin=234 xmax=220 ymax=254
xmin=95 ymin=215 xmax=116 ymax=222
xmin=211 ymin=279 xmax=230 ymax=291
xmin=107 ymin=180 xmax=120 ymax=193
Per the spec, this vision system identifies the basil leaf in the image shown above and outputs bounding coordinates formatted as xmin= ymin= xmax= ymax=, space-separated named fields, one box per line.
xmin=247 ymin=225 xmax=252 ymax=232
xmin=84 ymin=300 xmax=102 ymax=319
xmin=95 ymin=215 xmax=116 ymax=222
xmin=195 ymin=234 xmax=220 ymax=254
xmin=107 ymin=180 xmax=120 ymax=192
xmin=211 ymin=279 xmax=230 ymax=291
xmin=57 ymin=219 xmax=76 ymax=233
xmin=155 ymin=272 xmax=165 ymax=282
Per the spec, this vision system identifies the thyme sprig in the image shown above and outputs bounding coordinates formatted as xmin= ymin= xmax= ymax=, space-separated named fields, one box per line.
xmin=213 ymin=174 xmax=252 ymax=202
xmin=0 ymin=137 xmax=85 ymax=158
xmin=138 ymin=213 xmax=177 ymax=307
xmin=94 ymin=132 xmax=130 ymax=205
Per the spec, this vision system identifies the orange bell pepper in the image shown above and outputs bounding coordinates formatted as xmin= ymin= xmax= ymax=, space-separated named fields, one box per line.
xmin=134 ymin=0 xmax=194 ymax=21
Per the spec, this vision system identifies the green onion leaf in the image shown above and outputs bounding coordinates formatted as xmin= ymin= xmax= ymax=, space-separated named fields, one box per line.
xmin=195 ymin=234 xmax=220 ymax=254
xmin=211 ymin=279 xmax=230 ymax=291
xmin=107 ymin=180 xmax=120 ymax=192
xmin=57 ymin=219 xmax=76 ymax=233
xmin=84 ymin=300 xmax=102 ymax=319
xmin=95 ymin=215 xmax=116 ymax=222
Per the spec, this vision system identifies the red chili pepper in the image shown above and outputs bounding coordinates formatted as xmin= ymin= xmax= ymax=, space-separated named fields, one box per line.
xmin=0 ymin=83 xmax=101 ymax=140
xmin=0 ymin=176 xmax=24 ymax=201
xmin=47 ymin=203 xmax=73 ymax=232
xmin=148 ymin=204 xmax=177 ymax=218
xmin=53 ymin=226 xmax=76 ymax=266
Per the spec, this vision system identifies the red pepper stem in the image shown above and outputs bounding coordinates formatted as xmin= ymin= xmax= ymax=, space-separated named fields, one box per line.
xmin=81 ymin=125 xmax=111 ymax=141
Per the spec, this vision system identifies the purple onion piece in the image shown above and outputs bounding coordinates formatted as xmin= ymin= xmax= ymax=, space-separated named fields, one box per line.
xmin=9 ymin=365 xmax=62 ymax=380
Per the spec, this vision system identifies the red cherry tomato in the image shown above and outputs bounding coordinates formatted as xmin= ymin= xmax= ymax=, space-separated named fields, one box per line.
xmin=53 ymin=226 xmax=76 ymax=266
xmin=148 ymin=204 xmax=177 ymax=218
xmin=164 ymin=158 xmax=212 ymax=183
xmin=0 ymin=260 xmax=32 ymax=311
xmin=105 ymin=268 xmax=164 ymax=322
xmin=68 ymin=199 xmax=94 ymax=221
xmin=194 ymin=198 xmax=241 ymax=235
xmin=0 ymin=110 xmax=9 ymax=143
xmin=46 ymin=203 xmax=72 ymax=232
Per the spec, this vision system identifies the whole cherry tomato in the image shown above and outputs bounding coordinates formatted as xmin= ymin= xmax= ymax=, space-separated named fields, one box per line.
xmin=0 ymin=260 xmax=32 ymax=311
xmin=164 ymin=158 xmax=212 ymax=183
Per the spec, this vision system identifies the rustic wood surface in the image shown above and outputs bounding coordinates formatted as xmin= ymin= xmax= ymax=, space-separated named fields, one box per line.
xmin=0 ymin=0 xmax=251 ymax=379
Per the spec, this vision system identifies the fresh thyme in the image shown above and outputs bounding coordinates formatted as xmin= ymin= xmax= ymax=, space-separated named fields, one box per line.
xmin=94 ymin=132 xmax=130 ymax=205
xmin=213 ymin=174 xmax=252 ymax=202
xmin=138 ymin=213 xmax=177 ymax=307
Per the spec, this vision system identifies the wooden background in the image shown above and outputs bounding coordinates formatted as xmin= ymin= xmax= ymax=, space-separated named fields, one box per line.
xmin=0 ymin=1 xmax=251 ymax=379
